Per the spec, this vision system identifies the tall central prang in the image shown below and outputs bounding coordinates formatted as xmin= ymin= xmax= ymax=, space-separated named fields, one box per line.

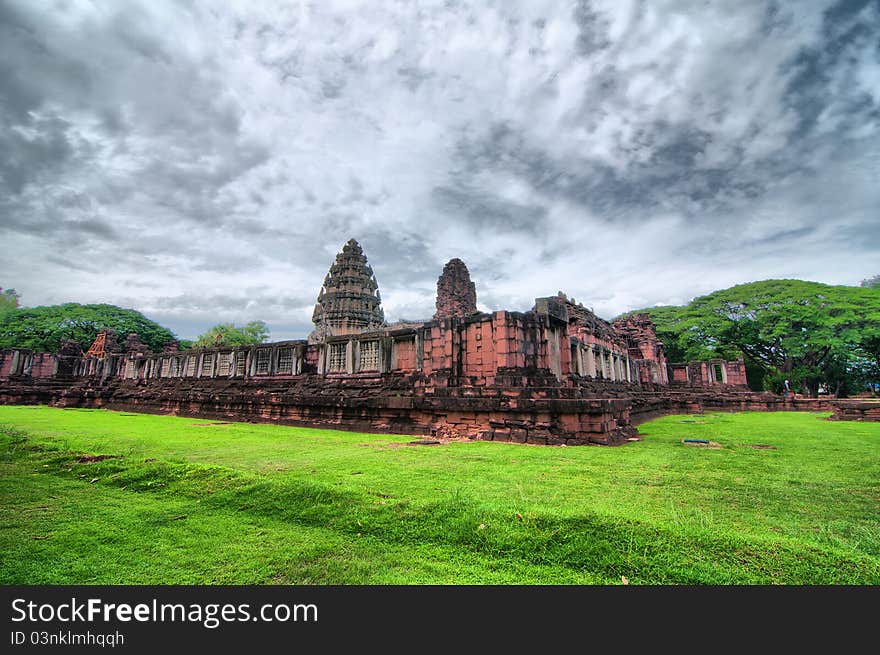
xmin=311 ymin=239 xmax=385 ymax=340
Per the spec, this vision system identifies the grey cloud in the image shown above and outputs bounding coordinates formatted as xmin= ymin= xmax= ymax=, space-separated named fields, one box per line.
xmin=572 ymin=0 xmax=611 ymax=56
xmin=397 ymin=66 xmax=435 ymax=91
xmin=0 ymin=0 xmax=877 ymax=332
xmin=44 ymin=255 xmax=101 ymax=274
xmin=152 ymin=291 xmax=313 ymax=316
xmin=1 ymin=207 xmax=118 ymax=245
xmin=109 ymin=8 xmax=176 ymax=65
xmin=68 ymin=218 xmax=117 ymax=240
xmin=0 ymin=0 xmax=270 ymax=231
xmin=837 ymin=223 xmax=880 ymax=251
xmin=0 ymin=113 xmax=80 ymax=195
xmin=431 ymin=185 xmax=548 ymax=234
xmin=192 ymin=255 xmax=263 ymax=274
xmin=783 ymin=0 xmax=879 ymax=140
xmin=358 ymin=229 xmax=438 ymax=284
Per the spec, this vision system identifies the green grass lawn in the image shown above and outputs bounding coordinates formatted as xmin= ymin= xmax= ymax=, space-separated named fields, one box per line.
xmin=1 ymin=406 xmax=878 ymax=584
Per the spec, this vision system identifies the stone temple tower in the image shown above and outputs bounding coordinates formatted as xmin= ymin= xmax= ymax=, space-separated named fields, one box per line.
xmin=311 ymin=239 xmax=385 ymax=339
xmin=434 ymin=258 xmax=478 ymax=320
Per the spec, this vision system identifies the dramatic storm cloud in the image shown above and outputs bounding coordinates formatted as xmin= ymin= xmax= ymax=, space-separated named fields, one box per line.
xmin=1 ymin=0 xmax=878 ymax=340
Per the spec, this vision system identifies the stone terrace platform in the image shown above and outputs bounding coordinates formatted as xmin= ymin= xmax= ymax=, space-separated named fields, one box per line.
xmin=0 ymin=374 xmax=830 ymax=446
xmin=830 ymin=399 xmax=880 ymax=421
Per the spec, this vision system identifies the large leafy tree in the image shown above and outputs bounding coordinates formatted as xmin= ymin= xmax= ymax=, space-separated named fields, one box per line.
xmin=0 ymin=304 xmax=178 ymax=354
xmin=627 ymin=280 xmax=880 ymax=396
xmin=194 ymin=321 xmax=269 ymax=348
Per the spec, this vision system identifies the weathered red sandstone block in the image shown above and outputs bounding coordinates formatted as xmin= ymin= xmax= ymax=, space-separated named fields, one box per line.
xmin=509 ymin=428 xmax=527 ymax=442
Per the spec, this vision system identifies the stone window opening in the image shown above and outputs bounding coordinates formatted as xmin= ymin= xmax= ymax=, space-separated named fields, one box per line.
xmin=328 ymin=343 xmax=347 ymax=373
xmin=235 ymin=352 xmax=247 ymax=376
xmin=200 ymin=353 xmax=215 ymax=377
xmin=255 ymin=349 xmax=270 ymax=375
xmin=185 ymin=357 xmax=196 ymax=377
xmin=160 ymin=358 xmax=171 ymax=377
xmin=278 ymin=348 xmax=294 ymax=374
xmin=217 ymin=353 xmax=232 ymax=377
xmin=358 ymin=340 xmax=380 ymax=372
xmin=714 ymin=363 xmax=725 ymax=383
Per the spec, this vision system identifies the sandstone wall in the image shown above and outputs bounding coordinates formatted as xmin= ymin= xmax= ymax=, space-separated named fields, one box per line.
xmin=830 ymin=399 xmax=880 ymax=421
xmin=0 ymin=372 xmax=832 ymax=447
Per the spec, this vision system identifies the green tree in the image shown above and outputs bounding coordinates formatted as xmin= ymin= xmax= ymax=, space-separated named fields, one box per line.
xmin=627 ymin=280 xmax=880 ymax=397
xmin=0 ymin=303 xmax=178 ymax=354
xmin=194 ymin=321 xmax=269 ymax=348
xmin=0 ymin=288 xmax=20 ymax=315
xmin=856 ymin=327 xmax=880 ymax=394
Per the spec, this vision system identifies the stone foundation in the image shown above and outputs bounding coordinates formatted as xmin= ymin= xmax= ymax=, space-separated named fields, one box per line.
xmin=0 ymin=374 xmax=831 ymax=446
xmin=830 ymin=399 xmax=880 ymax=421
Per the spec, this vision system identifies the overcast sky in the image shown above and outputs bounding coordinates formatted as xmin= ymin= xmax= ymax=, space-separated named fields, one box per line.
xmin=1 ymin=0 xmax=878 ymax=341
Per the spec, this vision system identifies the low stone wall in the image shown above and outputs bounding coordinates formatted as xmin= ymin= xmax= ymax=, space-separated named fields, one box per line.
xmin=629 ymin=390 xmax=830 ymax=424
xmin=830 ymin=399 xmax=880 ymax=421
xmin=0 ymin=374 xmax=637 ymax=445
xmin=0 ymin=375 xmax=831 ymax=446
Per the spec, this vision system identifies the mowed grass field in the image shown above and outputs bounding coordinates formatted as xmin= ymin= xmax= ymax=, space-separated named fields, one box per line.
xmin=1 ymin=405 xmax=878 ymax=585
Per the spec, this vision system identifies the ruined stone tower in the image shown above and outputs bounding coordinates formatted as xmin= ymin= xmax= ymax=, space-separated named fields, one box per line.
xmin=312 ymin=239 xmax=385 ymax=339
xmin=434 ymin=258 xmax=478 ymax=320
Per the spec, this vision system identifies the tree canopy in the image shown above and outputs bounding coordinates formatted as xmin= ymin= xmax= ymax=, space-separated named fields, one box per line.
xmin=0 ymin=303 xmax=178 ymax=354
xmin=625 ymin=280 xmax=880 ymax=396
xmin=194 ymin=321 xmax=269 ymax=348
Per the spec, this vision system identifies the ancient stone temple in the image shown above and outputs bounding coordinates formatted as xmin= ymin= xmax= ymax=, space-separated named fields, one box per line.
xmin=434 ymin=258 xmax=478 ymax=320
xmin=1 ymin=237 xmax=795 ymax=446
xmin=311 ymin=239 xmax=385 ymax=340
